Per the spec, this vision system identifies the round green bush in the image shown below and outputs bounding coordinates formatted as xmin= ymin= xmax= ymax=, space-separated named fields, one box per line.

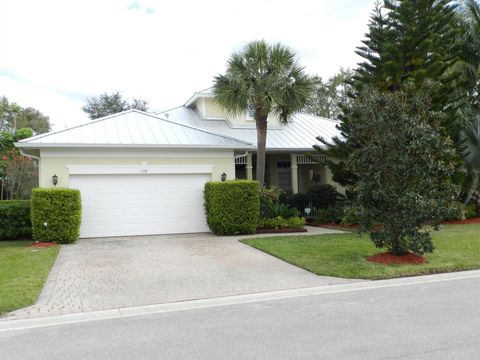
xmin=0 ymin=200 xmax=32 ymax=240
xmin=31 ymin=188 xmax=82 ymax=244
xmin=204 ymin=180 xmax=259 ymax=235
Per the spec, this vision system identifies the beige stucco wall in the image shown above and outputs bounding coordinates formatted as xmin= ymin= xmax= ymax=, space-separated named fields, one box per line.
xmin=198 ymin=98 xmax=281 ymax=127
xmin=39 ymin=148 xmax=235 ymax=188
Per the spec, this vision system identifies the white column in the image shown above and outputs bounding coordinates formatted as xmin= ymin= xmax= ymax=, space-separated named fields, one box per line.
xmin=290 ymin=153 xmax=298 ymax=194
xmin=246 ymin=153 xmax=253 ymax=180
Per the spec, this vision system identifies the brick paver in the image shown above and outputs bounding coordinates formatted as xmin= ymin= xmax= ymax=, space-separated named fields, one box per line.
xmin=3 ymin=227 xmax=359 ymax=320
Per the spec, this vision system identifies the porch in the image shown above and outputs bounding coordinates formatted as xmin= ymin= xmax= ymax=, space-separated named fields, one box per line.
xmin=234 ymin=152 xmax=334 ymax=194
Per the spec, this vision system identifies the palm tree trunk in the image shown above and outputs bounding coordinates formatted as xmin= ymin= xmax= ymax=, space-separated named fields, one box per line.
xmin=255 ymin=117 xmax=268 ymax=188
xmin=465 ymin=172 xmax=479 ymax=205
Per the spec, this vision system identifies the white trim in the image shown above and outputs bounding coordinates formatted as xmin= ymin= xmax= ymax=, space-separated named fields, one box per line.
xmin=17 ymin=143 xmax=253 ymax=150
xmin=297 ymin=154 xmax=326 ymax=164
xmin=67 ymin=164 xmax=214 ymax=175
xmin=184 ymin=89 xmax=214 ymax=107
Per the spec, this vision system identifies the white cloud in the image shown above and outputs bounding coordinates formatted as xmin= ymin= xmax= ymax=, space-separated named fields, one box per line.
xmin=0 ymin=0 xmax=374 ymax=129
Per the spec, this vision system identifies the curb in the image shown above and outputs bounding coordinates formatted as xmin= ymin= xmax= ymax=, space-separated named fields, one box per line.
xmin=2 ymin=269 xmax=480 ymax=333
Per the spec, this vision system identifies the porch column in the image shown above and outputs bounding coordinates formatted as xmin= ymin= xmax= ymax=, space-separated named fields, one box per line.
xmin=246 ymin=153 xmax=253 ymax=180
xmin=290 ymin=153 xmax=298 ymax=194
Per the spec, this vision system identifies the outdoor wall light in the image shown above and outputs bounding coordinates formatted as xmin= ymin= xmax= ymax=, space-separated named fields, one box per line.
xmin=52 ymin=174 xmax=58 ymax=186
xmin=221 ymin=172 xmax=227 ymax=182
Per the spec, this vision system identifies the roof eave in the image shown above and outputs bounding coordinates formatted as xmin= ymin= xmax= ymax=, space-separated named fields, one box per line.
xmin=184 ymin=92 xmax=214 ymax=108
xmin=14 ymin=142 xmax=255 ymax=150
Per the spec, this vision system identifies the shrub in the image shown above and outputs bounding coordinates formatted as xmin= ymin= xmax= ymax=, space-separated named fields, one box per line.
xmin=204 ymin=180 xmax=260 ymax=235
xmin=307 ymin=184 xmax=342 ymax=209
xmin=464 ymin=203 xmax=478 ymax=219
xmin=258 ymin=216 xmax=286 ymax=229
xmin=259 ymin=185 xmax=284 ymax=204
xmin=31 ymin=188 xmax=82 ymax=244
xmin=286 ymin=217 xmax=305 ymax=229
xmin=0 ymin=200 xmax=32 ymax=240
xmin=284 ymin=193 xmax=310 ymax=213
xmin=261 ymin=201 xmax=297 ymax=219
xmin=314 ymin=209 xmax=335 ymax=224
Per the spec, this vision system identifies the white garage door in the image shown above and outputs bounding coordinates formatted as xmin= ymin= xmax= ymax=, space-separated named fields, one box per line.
xmin=69 ymin=173 xmax=211 ymax=238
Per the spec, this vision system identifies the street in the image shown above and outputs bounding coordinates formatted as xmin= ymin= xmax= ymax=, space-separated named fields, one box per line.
xmin=1 ymin=275 xmax=479 ymax=360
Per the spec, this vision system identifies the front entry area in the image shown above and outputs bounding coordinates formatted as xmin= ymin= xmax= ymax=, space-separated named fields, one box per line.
xmin=70 ymin=172 xmax=211 ymax=238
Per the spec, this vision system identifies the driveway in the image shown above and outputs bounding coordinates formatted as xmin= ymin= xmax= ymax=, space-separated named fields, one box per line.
xmin=5 ymin=227 xmax=358 ymax=320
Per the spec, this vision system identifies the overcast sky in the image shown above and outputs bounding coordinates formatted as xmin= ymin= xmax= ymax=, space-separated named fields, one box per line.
xmin=0 ymin=0 xmax=374 ymax=130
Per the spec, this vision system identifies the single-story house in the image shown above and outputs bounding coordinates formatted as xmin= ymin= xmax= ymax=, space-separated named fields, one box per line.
xmin=15 ymin=88 xmax=341 ymax=238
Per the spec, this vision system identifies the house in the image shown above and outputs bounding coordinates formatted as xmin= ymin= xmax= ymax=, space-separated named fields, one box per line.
xmin=15 ymin=88 xmax=341 ymax=238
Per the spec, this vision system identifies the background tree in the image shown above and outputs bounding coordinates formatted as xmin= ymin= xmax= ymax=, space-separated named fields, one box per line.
xmin=460 ymin=113 xmax=480 ymax=205
xmin=305 ymin=69 xmax=352 ymax=119
xmin=347 ymin=83 xmax=458 ymax=255
xmin=0 ymin=128 xmax=36 ymax=200
xmin=319 ymin=0 xmax=465 ymax=188
xmin=0 ymin=96 xmax=51 ymax=134
xmin=213 ymin=40 xmax=312 ymax=187
xmin=82 ymin=91 xmax=149 ymax=120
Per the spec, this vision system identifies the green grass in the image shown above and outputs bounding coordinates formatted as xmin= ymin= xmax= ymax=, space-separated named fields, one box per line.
xmin=0 ymin=241 xmax=59 ymax=314
xmin=242 ymin=224 xmax=480 ymax=280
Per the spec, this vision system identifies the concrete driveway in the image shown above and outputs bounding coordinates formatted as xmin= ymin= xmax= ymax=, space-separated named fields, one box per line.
xmin=5 ymin=227 xmax=357 ymax=320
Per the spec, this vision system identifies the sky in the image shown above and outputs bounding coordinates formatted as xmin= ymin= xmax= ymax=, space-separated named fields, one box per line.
xmin=0 ymin=0 xmax=374 ymax=130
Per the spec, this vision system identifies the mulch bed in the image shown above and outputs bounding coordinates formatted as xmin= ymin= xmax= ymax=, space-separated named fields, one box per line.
xmin=30 ymin=242 xmax=58 ymax=248
xmin=255 ymin=227 xmax=308 ymax=234
xmin=442 ymin=217 xmax=480 ymax=225
xmin=367 ymin=252 xmax=426 ymax=265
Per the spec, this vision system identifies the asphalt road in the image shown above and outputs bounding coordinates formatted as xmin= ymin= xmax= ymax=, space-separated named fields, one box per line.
xmin=1 ymin=276 xmax=480 ymax=360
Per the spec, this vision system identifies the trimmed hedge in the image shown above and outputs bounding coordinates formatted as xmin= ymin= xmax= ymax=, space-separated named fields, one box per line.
xmin=204 ymin=180 xmax=260 ymax=235
xmin=0 ymin=200 xmax=32 ymax=240
xmin=31 ymin=188 xmax=82 ymax=244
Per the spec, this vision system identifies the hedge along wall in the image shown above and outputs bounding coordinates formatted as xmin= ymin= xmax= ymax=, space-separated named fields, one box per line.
xmin=0 ymin=200 xmax=32 ymax=240
xmin=31 ymin=188 xmax=82 ymax=244
xmin=204 ymin=180 xmax=260 ymax=235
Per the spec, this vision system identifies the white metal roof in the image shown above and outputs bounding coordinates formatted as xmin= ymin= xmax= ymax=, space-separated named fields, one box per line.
xmin=16 ymin=110 xmax=253 ymax=149
xmin=158 ymin=106 xmax=341 ymax=151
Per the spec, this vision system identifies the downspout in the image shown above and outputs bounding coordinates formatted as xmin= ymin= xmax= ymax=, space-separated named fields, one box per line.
xmin=19 ymin=149 xmax=40 ymax=161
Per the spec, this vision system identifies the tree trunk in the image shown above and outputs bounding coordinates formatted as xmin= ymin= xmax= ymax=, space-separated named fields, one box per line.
xmin=255 ymin=116 xmax=268 ymax=188
xmin=464 ymin=173 xmax=479 ymax=205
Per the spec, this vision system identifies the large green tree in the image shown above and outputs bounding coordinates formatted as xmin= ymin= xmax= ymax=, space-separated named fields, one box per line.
xmin=319 ymin=0 xmax=465 ymax=187
xmin=213 ymin=40 xmax=312 ymax=187
xmin=82 ymin=91 xmax=149 ymax=120
xmin=0 ymin=96 xmax=51 ymax=134
xmin=347 ymin=83 xmax=458 ymax=255
xmin=305 ymin=69 xmax=352 ymax=119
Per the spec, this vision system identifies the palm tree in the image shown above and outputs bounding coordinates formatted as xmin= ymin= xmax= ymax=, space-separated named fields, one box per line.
xmin=461 ymin=113 xmax=480 ymax=204
xmin=213 ymin=40 xmax=312 ymax=187
xmin=458 ymin=1 xmax=480 ymax=204
xmin=459 ymin=0 xmax=480 ymax=110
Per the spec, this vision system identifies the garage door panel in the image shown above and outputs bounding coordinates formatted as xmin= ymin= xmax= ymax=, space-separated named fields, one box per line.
xmin=70 ymin=173 xmax=211 ymax=238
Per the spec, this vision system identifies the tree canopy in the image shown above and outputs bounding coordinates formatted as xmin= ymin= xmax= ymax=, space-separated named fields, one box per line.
xmin=82 ymin=91 xmax=149 ymax=120
xmin=347 ymin=83 xmax=458 ymax=255
xmin=305 ymin=69 xmax=352 ymax=120
xmin=213 ymin=40 xmax=312 ymax=187
xmin=0 ymin=96 xmax=51 ymax=134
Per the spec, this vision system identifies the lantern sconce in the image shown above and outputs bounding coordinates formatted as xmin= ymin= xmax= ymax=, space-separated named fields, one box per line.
xmin=221 ymin=172 xmax=227 ymax=182
xmin=52 ymin=174 xmax=58 ymax=186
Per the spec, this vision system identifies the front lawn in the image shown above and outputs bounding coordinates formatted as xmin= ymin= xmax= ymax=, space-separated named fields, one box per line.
xmin=242 ymin=224 xmax=480 ymax=280
xmin=0 ymin=241 xmax=59 ymax=315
